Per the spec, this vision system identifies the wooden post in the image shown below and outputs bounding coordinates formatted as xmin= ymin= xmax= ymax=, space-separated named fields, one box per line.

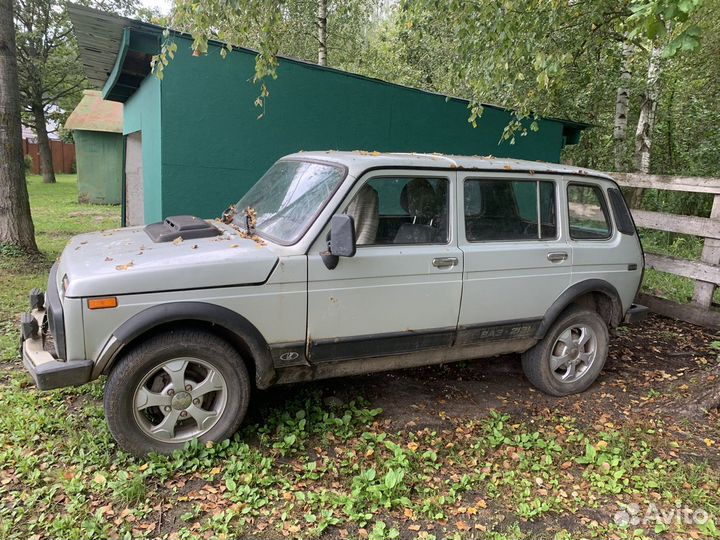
xmin=693 ymin=194 xmax=720 ymax=307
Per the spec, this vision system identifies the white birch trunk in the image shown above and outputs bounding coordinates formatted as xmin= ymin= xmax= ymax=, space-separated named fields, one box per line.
xmin=317 ymin=0 xmax=327 ymax=66
xmin=613 ymin=42 xmax=633 ymax=172
xmin=634 ymin=45 xmax=663 ymax=174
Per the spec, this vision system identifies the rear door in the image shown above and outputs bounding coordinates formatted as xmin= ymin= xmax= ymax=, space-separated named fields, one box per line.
xmin=306 ymin=169 xmax=463 ymax=362
xmin=456 ymin=172 xmax=572 ymax=341
xmin=566 ymin=181 xmax=639 ymax=307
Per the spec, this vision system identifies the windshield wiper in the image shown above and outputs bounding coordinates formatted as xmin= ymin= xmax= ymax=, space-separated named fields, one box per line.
xmin=242 ymin=207 xmax=257 ymax=233
xmin=221 ymin=204 xmax=257 ymax=233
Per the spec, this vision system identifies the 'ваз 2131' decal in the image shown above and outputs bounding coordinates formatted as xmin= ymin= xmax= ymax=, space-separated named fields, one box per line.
xmin=458 ymin=321 xmax=540 ymax=344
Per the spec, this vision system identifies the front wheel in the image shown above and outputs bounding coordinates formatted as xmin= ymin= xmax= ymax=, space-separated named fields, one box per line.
xmin=104 ymin=329 xmax=251 ymax=457
xmin=521 ymin=306 xmax=609 ymax=396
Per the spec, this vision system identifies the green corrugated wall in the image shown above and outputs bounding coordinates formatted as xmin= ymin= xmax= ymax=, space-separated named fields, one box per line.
xmin=124 ymin=34 xmax=570 ymax=222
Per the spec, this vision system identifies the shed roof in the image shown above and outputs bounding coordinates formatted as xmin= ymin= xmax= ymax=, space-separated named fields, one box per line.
xmin=68 ymin=4 xmax=156 ymax=89
xmin=67 ymin=3 xmax=589 ymax=142
xmin=65 ymin=90 xmax=123 ymax=133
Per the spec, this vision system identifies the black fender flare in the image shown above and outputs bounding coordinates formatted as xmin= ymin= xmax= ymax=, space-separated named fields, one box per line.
xmin=95 ymin=302 xmax=277 ymax=389
xmin=534 ymin=279 xmax=623 ymax=339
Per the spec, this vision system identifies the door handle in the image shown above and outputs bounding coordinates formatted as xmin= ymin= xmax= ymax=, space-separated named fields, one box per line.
xmin=432 ymin=257 xmax=458 ymax=268
xmin=547 ymin=251 xmax=568 ymax=263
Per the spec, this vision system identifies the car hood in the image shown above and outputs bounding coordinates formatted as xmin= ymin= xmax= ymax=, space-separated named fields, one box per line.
xmin=57 ymin=222 xmax=279 ymax=297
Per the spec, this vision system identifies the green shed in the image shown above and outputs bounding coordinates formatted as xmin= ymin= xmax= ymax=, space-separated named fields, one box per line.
xmin=69 ymin=5 xmax=588 ymax=226
xmin=65 ymin=89 xmax=124 ymax=204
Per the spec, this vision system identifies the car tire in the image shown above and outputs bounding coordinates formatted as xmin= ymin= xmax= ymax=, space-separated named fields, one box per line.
xmin=104 ymin=328 xmax=251 ymax=457
xmin=521 ymin=305 xmax=609 ymax=396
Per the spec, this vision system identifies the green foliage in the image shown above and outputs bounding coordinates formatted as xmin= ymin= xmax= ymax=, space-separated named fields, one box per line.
xmin=166 ymin=0 xmax=380 ymax=111
xmin=165 ymin=0 xmax=705 ymax=141
xmin=628 ymin=0 xmax=704 ymax=55
xmin=23 ymin=154 xmax=32 ymax=173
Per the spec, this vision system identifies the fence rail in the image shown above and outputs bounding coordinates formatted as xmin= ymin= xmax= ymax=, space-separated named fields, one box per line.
xmin=610 ymin=171 xmax=720 ymax=328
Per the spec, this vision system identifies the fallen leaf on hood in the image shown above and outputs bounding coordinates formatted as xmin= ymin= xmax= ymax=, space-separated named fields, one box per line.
xmin=172 ymin=236 xmax=183 ymax=245
xmin=104 ymin=257 xmax=113 ymax=262
xmin=115 ymin=261 xmax=134 ymax=271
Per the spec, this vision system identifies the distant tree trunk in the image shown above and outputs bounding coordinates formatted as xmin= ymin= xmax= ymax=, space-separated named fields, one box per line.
xmin=317 ymin=0 xmax=327 ymax=66
xmin=31 ymin=100 xmax=56 ymax=184
xmin=0 ymin=0 xmax=38 ymax=251
xmin=613 ymin=42 xmax=633 ymax=172
xmin=630 ymin=45 xmax=662 ymax=208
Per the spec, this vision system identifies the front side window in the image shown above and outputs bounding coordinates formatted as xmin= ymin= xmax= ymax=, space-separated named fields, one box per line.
xmin=567 ymin=184 xmax=612 ymax=240
xmin=464 ymin=179 xmax=557 ymax=241
xmin=345 ymin=177 xmax=449 ymax=245
xmin=235 ymin=160 xmax=346 ymax=244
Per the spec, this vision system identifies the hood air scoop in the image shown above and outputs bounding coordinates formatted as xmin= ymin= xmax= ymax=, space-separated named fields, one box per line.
xmin=144 ymin=215 xmax=222 ymax=243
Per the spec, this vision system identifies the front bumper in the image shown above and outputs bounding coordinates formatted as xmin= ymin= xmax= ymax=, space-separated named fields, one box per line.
xmin=21 ymin=307 xmax=93 ymax=391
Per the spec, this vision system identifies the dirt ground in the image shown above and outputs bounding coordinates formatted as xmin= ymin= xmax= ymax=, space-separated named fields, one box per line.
xmin=254 ymin=313 xmax=720 ymax=460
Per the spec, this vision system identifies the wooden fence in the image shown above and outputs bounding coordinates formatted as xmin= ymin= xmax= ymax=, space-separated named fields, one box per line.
xmin=612 ymin=172 xmax=720 ymax=328
xmin=22 ymin=138 xmax=76 ymax=175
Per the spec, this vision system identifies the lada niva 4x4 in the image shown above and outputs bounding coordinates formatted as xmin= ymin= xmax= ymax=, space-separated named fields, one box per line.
xmin=21 ymin=151 xmax=647 ymax=455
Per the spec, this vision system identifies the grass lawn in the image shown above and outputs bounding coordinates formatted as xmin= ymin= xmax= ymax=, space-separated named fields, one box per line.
xmin=0 ymin=175 xmax=119 ymax=363
xmin=0 ymin=176 xmax=719 ymax=539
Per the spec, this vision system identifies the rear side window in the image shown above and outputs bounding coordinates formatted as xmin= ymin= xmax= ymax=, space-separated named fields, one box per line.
xmin=464 ymin=179 xmax=557 ymax=241
xmin=567 ymin=184 xmax=612 ymax=240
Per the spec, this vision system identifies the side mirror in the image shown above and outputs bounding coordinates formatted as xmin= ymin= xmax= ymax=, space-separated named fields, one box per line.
xmin=321 ymin=214 xmax=356 ymax=269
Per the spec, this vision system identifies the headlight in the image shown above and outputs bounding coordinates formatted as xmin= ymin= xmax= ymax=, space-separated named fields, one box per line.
xmin=62 ymin=274 xmax=70 ymax=297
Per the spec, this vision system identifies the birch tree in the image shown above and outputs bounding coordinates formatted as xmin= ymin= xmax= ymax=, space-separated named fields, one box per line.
xmin=613 ymin=43 xmax=633 ymax=172
xmin=634 ymin=45 xmax=663 ymax=174
xmin=627 ymin=44 xmax=663 ymax=207
xmin=317 ymin=0 xmax=327 ymax=66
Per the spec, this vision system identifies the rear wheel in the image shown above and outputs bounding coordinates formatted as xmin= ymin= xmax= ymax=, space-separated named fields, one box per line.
xmin=104 ymin=329 xmax=250 ymax=457
xmin=521 ymin=306 xmax=608 ymax=396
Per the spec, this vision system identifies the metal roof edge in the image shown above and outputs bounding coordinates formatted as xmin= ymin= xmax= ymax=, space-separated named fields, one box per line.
xmin=102 ymin=27 xmax=131 ymax=101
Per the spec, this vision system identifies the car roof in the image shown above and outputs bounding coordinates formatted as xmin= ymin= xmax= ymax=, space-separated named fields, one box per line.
xmin=284 ymin=150 xmax=614 ymax=181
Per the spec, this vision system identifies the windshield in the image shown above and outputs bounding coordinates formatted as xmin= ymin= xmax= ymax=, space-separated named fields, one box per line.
xmin=235 ymin=160 xmax=346 ymax=244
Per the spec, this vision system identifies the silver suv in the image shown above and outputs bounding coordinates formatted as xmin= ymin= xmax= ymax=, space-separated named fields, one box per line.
xmin=20 ymin=151 xmax=647 ymax=456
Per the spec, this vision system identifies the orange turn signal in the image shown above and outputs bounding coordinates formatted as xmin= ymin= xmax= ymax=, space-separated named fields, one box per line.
xmin=87 ymin=297 xmax=118 ymax=310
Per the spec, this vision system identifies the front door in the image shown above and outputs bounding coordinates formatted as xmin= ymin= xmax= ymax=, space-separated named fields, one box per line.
xmin=307 ymin=170 xmax=463 ymax=362
xmin=456 ymin=172 xmax=572 ymax=341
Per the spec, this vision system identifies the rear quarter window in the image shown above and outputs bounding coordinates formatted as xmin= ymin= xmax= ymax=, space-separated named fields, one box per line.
xmin=607 ymin=187 xmax=636 ymax=236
